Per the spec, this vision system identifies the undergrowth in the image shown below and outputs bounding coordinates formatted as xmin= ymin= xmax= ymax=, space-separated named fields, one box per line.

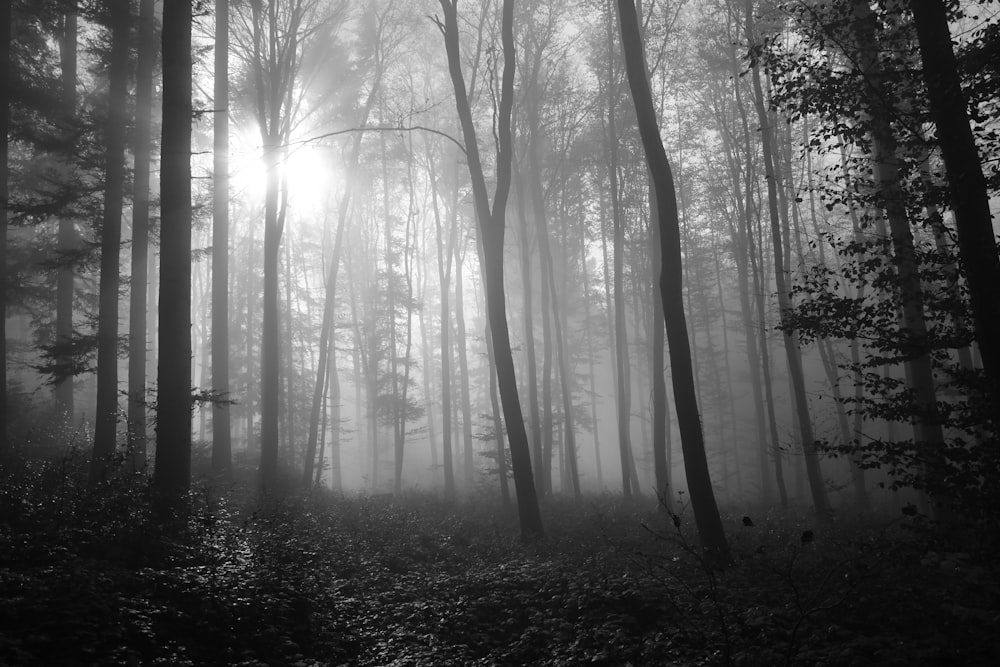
xmin=0 ymin=453 xmax=997 ymax=665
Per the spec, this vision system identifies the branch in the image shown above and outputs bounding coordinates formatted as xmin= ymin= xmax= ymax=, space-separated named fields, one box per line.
xmin=288 ymin=125 xmax=467 ymax=155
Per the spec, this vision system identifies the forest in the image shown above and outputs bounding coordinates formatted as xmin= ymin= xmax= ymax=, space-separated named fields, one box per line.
xmin=1 ymin=0 xmax=999 ymax=664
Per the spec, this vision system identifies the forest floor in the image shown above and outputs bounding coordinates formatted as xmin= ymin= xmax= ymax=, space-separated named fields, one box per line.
xmin=1 ymin=460 xmax=998 ymax=666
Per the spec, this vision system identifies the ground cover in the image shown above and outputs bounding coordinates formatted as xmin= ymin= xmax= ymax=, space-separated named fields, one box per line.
xmin=0 ymin=460 xmax=997 ymax=665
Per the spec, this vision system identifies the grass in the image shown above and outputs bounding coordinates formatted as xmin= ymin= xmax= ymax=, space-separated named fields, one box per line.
xmin=1 ymin=457 xmax=998 ymax=665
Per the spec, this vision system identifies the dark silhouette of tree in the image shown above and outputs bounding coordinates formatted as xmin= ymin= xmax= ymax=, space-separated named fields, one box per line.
xmin=127 ymin=0 xmax=155 ymax=471
xmin=437 ymin=0 xmax=543 ymax=538
xmin=910 ymin=0 xmax=1000 ymax=424
xmin=55 ymin=2 xmax=77 ymax=423
xmin=90 ymin=0 xmax=131 ymax=484
xmin=0 ymin=0 xmax=9 ymax=460
xmin=212 ymin=0 xmax=232 ymax=477
xmin=617 ymin=0 xmax=730 ymax=566
xmin=154 ymin=0 xmax=193 ymax=515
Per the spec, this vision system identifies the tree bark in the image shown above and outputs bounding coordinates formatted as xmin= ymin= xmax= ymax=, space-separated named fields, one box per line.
xmin=438 ymin=0 xmax=543 ymax=538
xmin=746 ymin=0 xmax=829 ymax=519
xmin=618 ymin=0 xmax=730 ymax=565
xmin=0 ymin=0 xmax=9 ymax=459
xmin=210 ymin=0 xmax=231 ymax=477
xmin=55 ymin=3 xmax=77 ymax=423
xmin=90 ymin=0 xmax=131 ymax=484
xmin=154 ymin=0 xmax=193 ymax=514
xmin=127 ymin=0 xmax=155 ymax=472
xmin=849 ymin=0 xmax=949 ymax=517
xmin=909 ymin=0 xmax=1000 ymax=423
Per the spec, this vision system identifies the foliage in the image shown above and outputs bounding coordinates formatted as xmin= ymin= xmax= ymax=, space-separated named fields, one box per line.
xmin=1 ymin=468 xmax=997 ymax=666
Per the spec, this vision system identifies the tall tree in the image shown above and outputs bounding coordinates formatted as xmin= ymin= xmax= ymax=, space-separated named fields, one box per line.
xmin=745 ymin=0 xmax=830 ymax=519
xmin=154 ymin=0 xmax=193 ymax=514
xmin=604 ymin=0 xmax=637 ymax=499
xmin=54 ymin=2 xmax=77 ymax=422
xmin=618 ymin=0 xmax=730 ymax=565
xmin=212 ymin=0 xmax=232 ymax=477
xmin=909 ymin=0 xmax=1000 ymax=423
xmin=231 ymin=0 xmax=345 ymax=489
xmin=848 ymin=0 xmax=948 ymax=516
xmin=0 ymin=0 xmax=9 ymax=459
xmin=127 ymin=0 xmax=156 ymax=471
xmin=90 ymin=0 xmax=131 ymax=484
xmin=437 ymin=0 xmax=543 ymax=538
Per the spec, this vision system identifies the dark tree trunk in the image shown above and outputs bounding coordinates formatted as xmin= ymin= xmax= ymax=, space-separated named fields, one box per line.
xmin=128 ymin=0 xmax=155 ymax=472
xmin=439 ymin=0 xmax=543 ymax=538
xmin=260 ymin=139 xmax=281 ymax=490
xmin=154 ymin=0 xmax=193 ymax=515
xmin=211 ymin=0 xmax=232 ymax=477
xmin=909 ymin=0 xmax=1000 ymax=423
xmin=618 ymin=0 xmax=730 ymax=566
xmin=0 ymin=0 xmax=9 ymax=459
xmin=605 ymin=0 xmax=635 ymax=500
xmin=849 ymin=0 xmax=948 ymax=518
xmin=55 ymin=3 xmax=77 ymax=422
xmin=90 ymin=0 xmax=131 ymax=484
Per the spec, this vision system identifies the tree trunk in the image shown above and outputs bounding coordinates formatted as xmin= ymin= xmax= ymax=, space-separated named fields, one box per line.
xmin=211 ymin=0 xmax=232 ymax=477
xmin=260 ymin=138 xmax=282 ymax=490
xmin=438 ymin=0 xmax=543 ymax=538
xmin=55 ymin=3 xmax=77 ymax=423
xmin=0 ymin=0 xmax=9 ymax=459
xmin=154 ymin=0 xmax=193 ymax=515
xmin=514 ymin=172 xmax=544 ymax=493
xmin=746 ymin=0 xmax=829 ymax=519
xmin=605 ymin=0 xmax=635 ymax=500
xmin=455 ymin=247 xmax=475 ymax=491
xmin=850 ymin=0 xmax=949 ymax=518
xmin=618 ymin=0 xmax=730 ymax=566
xmin=910 ymin=0 xmax=1000 ymax=422
xmin=90 ymin=0 xmax=131 ymax=484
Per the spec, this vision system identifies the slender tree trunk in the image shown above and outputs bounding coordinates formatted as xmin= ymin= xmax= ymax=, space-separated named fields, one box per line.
xmin=746 ymin=1 xmax=829 ymax=519
xmin=514 ymin=172 xmax=544 ymax=492
xmin=55 ymin=3 xmax=77 ymax=423
xmin=260 ymin=138 xmax=282 ymax=489
xmin=439 ymin=0 xmax=543 ymax=538
xmin=126 ymin=0 xmax=154 ymax=472
xmin=618 ymin=0 xmax=730 ymax=566
xmin=154 ymin=0 xmax=193 ymax=514
xmin=455 ymin=247 xmax=475 ymax=491
xmin=605 ymin=0 xmax=635 ymax=500
xmin=850 ymin=0 xmax=949 ymax=517
xmin=90 ymin=0 xmax=131 ymax=484
xmin=581 ymin=210 xmax=604 ymax=490
xmin=0 ymin=0 xmax=9 ymax=459
xmin=649 ymin=181 xmax=670 ymax=500
xmin=211 ymin=0 xmax=232 ymax=477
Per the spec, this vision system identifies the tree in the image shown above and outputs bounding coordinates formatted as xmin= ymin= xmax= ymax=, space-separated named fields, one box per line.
xmin=55 ymin=1 xmax=77 ymax=423
xmin=212 ymin=0 xmax=232 ymax=477
xmin=0 ymin=0 xmax=9 ymax=460
xmin=154 ymin=0 xmax=193 ymax=514
xmin=745 ymin=0 xmax=830 ymax=520
xmin=437 ymin=0 xmax=544 ymax=538
xmin=910 ymin=0 xmax=1000 ymax=424
xmin=90 ymin=0 xmax=131 ymax=484
xmin=617 ymin=0 xmax=730 ymax=565
xmin=127 ymin=0 xmax=156 ymax=471
xmin=231 ymin=0 xmax=346 ymax=489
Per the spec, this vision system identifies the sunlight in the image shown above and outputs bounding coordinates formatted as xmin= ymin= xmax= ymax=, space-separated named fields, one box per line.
xmin=228 ymin=127 xmax=337 ymax=215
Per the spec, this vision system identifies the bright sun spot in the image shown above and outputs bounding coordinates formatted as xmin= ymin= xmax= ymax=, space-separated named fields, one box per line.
xmin=229 ymin=126 xmax=338 ymax=216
